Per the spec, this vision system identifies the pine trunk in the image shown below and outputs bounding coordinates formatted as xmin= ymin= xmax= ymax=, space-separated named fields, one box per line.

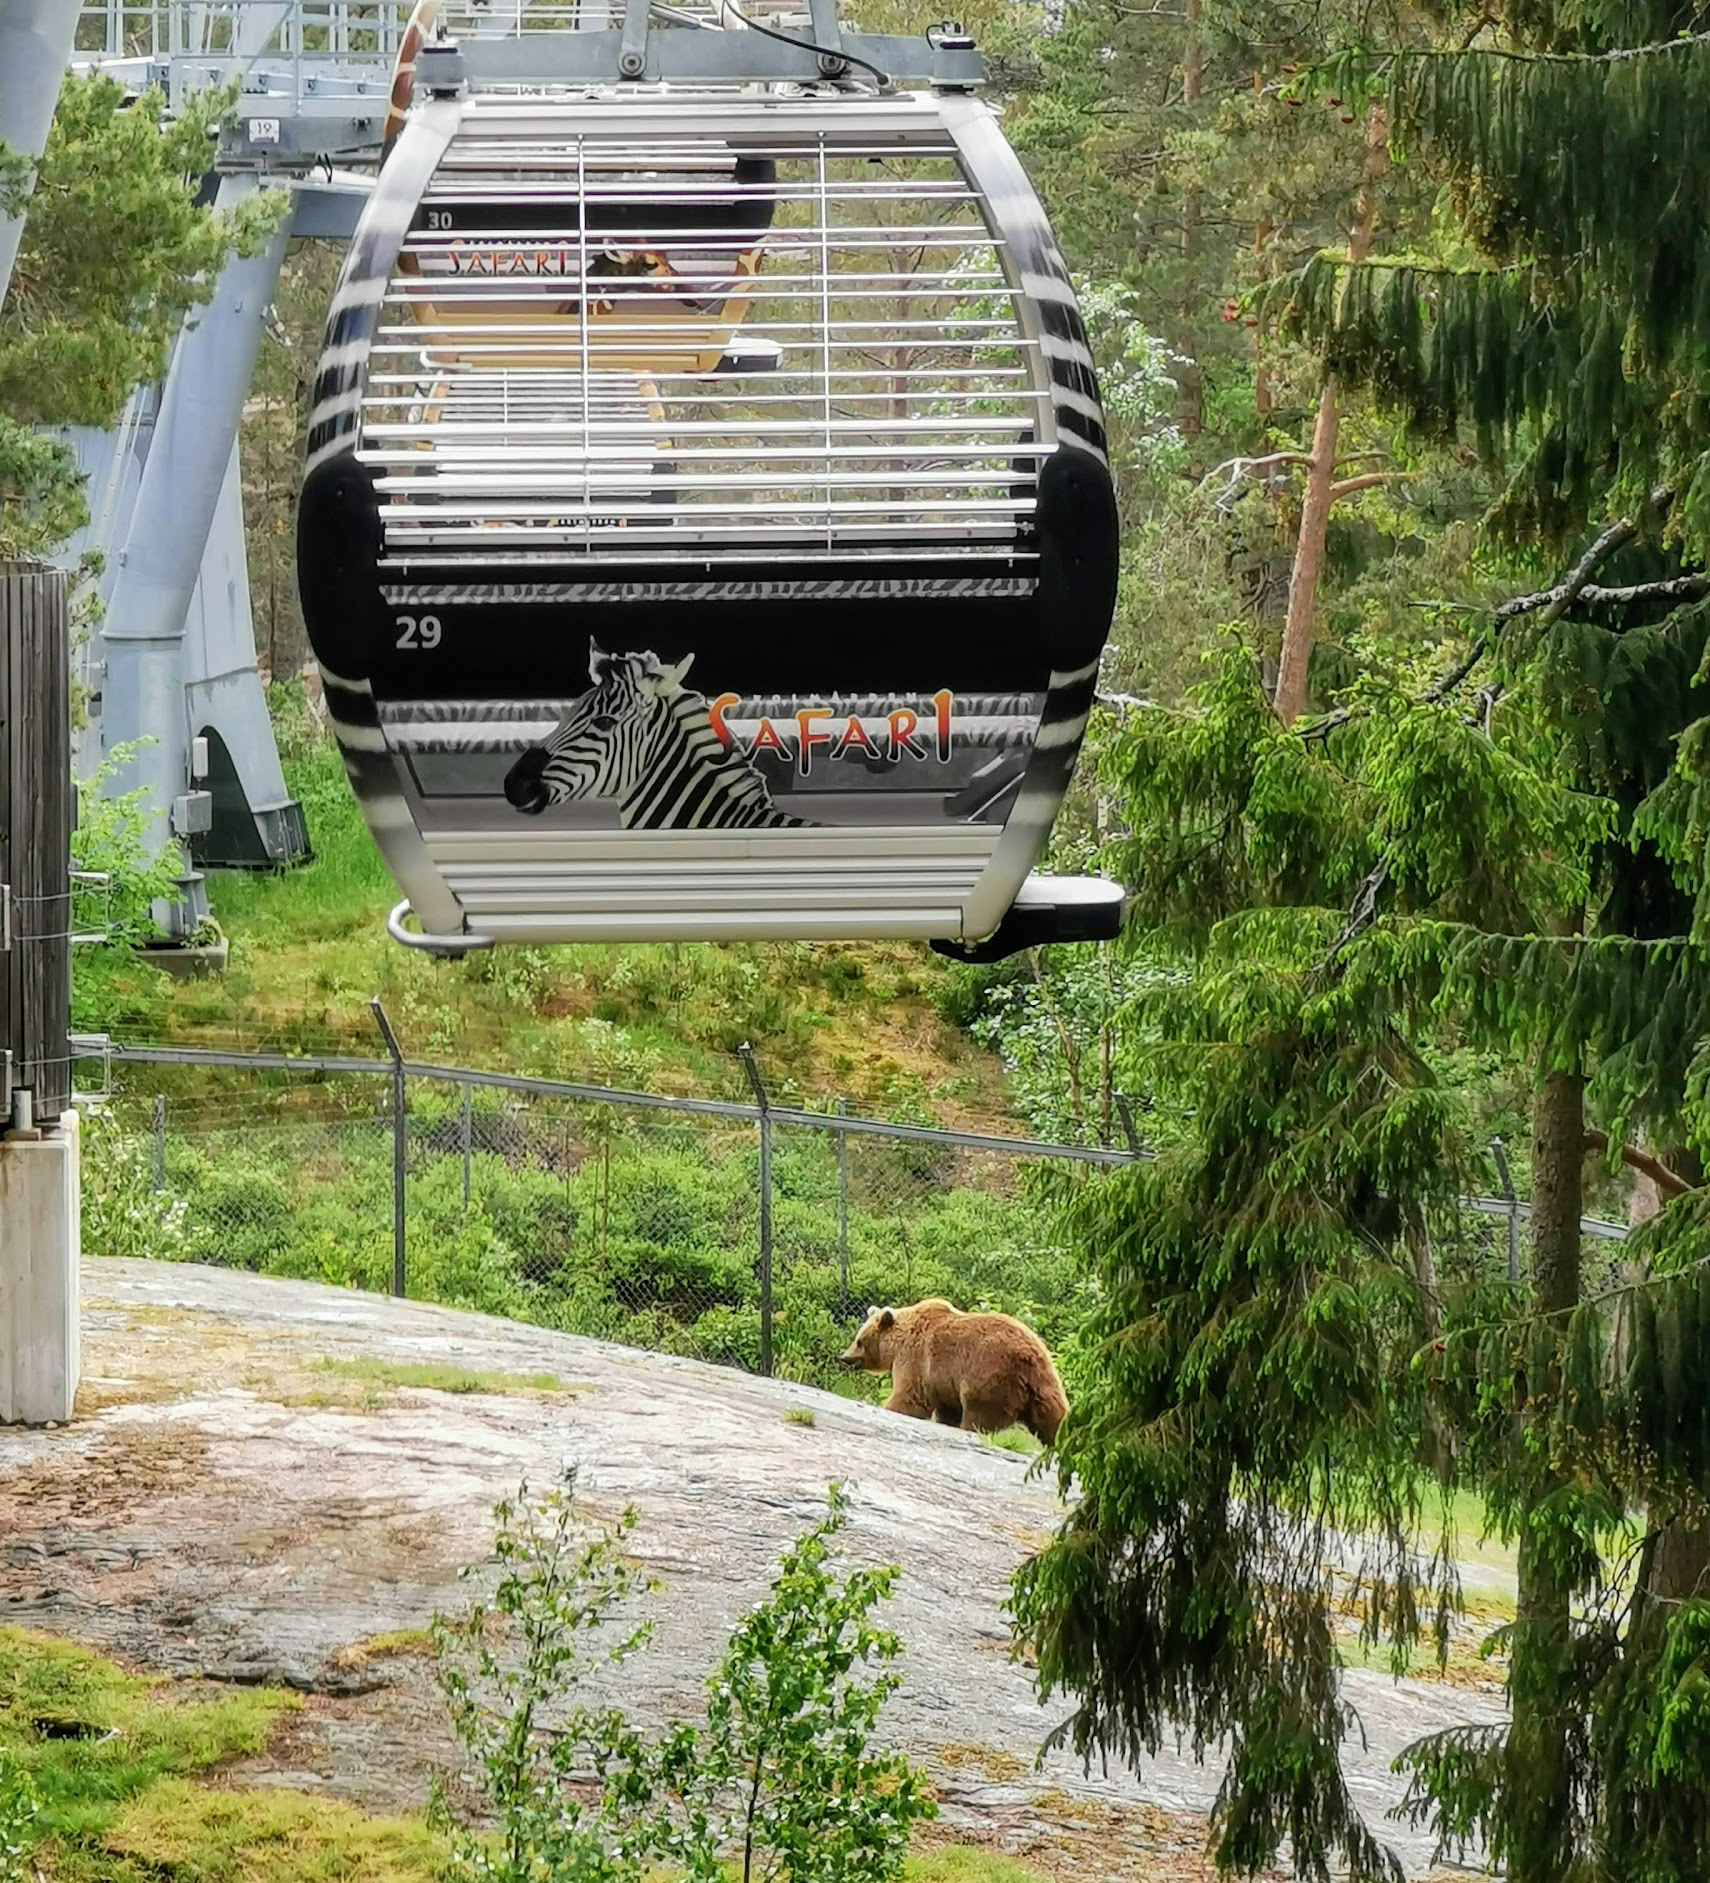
xmin=1177 ymin=0 xmax=1204 ymax=449
xmin=1272 ymin=106 xmax=1386 ymax=725
xmin=1647 ymin=1520 xmax=1710 ymax=1603
xmin=1642 ymin=1146 xmax=1707 ymax=1604
xmin=1508 ymin=1055 xmax=1585 ymax=1883
xmin=1272 ymin=385 xmax=1341 ymax=724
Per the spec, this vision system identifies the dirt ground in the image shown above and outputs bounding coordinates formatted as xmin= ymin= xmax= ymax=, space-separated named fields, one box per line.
xmin=0 ymin=1259 xmax=1502 ymax=1879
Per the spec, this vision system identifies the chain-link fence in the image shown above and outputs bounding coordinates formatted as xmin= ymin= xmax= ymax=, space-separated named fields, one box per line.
xmin=73 ymin=1024 xmax=1134 ymax=1394
xmin=73 ymin=1024 xmax=1631 ymax=1396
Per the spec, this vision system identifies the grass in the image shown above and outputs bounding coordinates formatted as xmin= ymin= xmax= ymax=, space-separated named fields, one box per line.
xmin=0 ymin=1625 xmax=293 ymax=1853
xmin=328 ymin=1630 xmax=437 ymax=1671
xmin=904 ymin=1855 xmax=1052 ymax=1883
xmin=83 ymin=1781 xmax=452 ymax=1883
xmin=1334 ymin=1619 xmax=1508 ymax=1689
xmin=980 ymin=1427 xmax=1043 ymax=1457
xmin=311 ymin=1356 xmax=577 ymax=1396
xmin=2 ymin=1628 xmax=1054 ymax=1883
xmin=79 ymin=730 xmax=1019 ymax=1129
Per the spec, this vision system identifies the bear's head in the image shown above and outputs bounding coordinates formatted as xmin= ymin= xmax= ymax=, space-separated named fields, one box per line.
xmin=840 ymin=1305 xmax=898 ymax=1372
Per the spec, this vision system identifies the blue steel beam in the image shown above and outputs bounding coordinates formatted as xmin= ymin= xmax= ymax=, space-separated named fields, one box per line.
xmin=99 ymin=172 xmax=290 ymax=939
xmin=0 ymin=0 xmax=81 ymax=308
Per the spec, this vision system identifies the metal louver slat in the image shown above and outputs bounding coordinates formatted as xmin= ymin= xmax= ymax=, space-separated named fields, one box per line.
xmin=356 ymin=101 xmax=1049 ymax=565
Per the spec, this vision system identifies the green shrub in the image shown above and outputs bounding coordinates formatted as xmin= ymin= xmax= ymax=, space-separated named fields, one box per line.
xmin=431 ymin=1474 xmax=935 ymax=1883
xmin=430 ymin=1472 xmax=656 ymax=1883
xmin=184 ymin=1158 xmax=298 ymax=1267
xmin=79 ymin=1108 xmax=190 ymax=1261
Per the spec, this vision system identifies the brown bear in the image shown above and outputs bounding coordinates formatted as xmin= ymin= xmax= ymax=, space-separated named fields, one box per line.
xmin=840 ymin=1298 xmax=1069 ymax=1445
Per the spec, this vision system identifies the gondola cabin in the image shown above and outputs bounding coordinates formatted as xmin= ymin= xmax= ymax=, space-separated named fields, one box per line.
xmin=298 ymin=51 xmax=1123 ymax=960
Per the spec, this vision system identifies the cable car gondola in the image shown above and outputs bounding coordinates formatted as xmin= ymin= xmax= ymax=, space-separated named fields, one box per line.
xmin=296 ymin=14 xmax=1122 ymax=960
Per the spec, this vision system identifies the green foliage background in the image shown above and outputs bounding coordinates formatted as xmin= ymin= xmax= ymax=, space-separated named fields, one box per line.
xmin=0 ymin=76 xmax=284 ymax=557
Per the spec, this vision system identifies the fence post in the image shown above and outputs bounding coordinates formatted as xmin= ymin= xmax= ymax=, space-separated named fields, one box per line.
xmin=1114 ymin=1093 xmax=1143 ymax=1158
xmin=561 ymin=1114 xmax=576 ymax=1235
xmin=835 ymin=1097 xmax=850 ymax=1311
xmin=738 ymin=1042 xmax=773 ymax=1378
xmin=153 ymin=1093 xmax=166 ymax=1193
xmin=1491 ymin=1135 xmax=1519 ymax=1287
xmin=460 ymin=1082 xmax=472 ymax=1212
xmin=371 ymin=998 xmax=406 ymax=1298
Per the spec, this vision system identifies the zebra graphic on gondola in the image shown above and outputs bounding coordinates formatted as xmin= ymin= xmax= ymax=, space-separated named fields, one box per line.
xmin=504 ymin=641 xmax=808 ymax=830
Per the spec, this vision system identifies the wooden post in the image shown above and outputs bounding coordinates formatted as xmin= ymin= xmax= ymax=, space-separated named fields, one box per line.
xmin=1 ymin=560 xmax=79 ymax=1426
xmin=1 ymin=562 xmax=72 ymax=1126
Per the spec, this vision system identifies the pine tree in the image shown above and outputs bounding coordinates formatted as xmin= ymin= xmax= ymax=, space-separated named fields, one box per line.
xmin=1014 ymin=7 xmax=1710 ymax=1880
xmin=1003 ymin=0 xmax=1494 ymax=708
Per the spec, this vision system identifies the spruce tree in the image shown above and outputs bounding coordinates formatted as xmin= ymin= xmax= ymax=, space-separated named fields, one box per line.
xmin=1014 ymin=7 xmax=1710 ymax=1880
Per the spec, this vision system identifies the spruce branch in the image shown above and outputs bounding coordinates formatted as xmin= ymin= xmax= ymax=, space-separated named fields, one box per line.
xmin=1297 ymin=488 xmax=1678 ymax=746
xmin=1303 ymin=499 xmax=1673 ymax=965
xmin=1283 ymin=253 xmax=1531 ymax=281
xmin=1520 ymin=502 xmax=1656 ymax=639
xmin=1317 ymin=855 xmax=1391 ymax=976
xmin=1488 ymin=573 xmax=1710 ymax=623
xmin=1297 ymin=640 xmax=1485 ymax=746
xmin=1443 ymin=1223 xmax=1710 ymax=1347
xmin=1394 ymin=28 xmax=1710 ymax=68
xmin=1583 ymin=1129 xmax=1695 ymax=1200
xmin=1458 ymin=11 xmax=1496 ymax=50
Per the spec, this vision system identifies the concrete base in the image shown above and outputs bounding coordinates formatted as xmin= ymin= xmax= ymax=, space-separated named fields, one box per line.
xmin=0 ymin=1108 xmax=81 ymax=1425
xmin=137 ymin=927 xmax=230 ymax=981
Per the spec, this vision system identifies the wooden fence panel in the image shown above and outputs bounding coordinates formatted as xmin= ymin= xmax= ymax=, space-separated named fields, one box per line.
xmin=0 ymin=562 xmax=71 ymax=1124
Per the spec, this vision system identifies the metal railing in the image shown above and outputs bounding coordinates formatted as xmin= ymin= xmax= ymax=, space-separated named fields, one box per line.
xmin=67 ymin=0 xmax=948 ymax=131
xmin=73 ymin=1 xmax=415 ymax=111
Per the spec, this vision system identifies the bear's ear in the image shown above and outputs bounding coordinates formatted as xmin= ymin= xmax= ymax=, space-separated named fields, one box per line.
xmin=877 ymin=1308 xmax=895 ymax=1330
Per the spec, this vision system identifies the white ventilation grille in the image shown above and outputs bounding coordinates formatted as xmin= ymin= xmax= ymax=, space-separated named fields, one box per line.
xmin=434 ymin=1 xmax=799 ymax=36
xmin=358 ymin=98 xmax=1050 ymax=565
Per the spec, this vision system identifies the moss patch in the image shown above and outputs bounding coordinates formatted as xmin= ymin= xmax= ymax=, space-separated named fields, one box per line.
xmin=933 ymin=1743 xmax=1032 ymax=1782
xmin=0 ymin=1626 xmax=294 ymax=1846
xmin=96 ymin=1779 xmax=451 ymax=1882
xmin=312 ymin=1356 xmax=579 ymax=1396
xmin=328 ymin=1630 xmax=436 ymax=1672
